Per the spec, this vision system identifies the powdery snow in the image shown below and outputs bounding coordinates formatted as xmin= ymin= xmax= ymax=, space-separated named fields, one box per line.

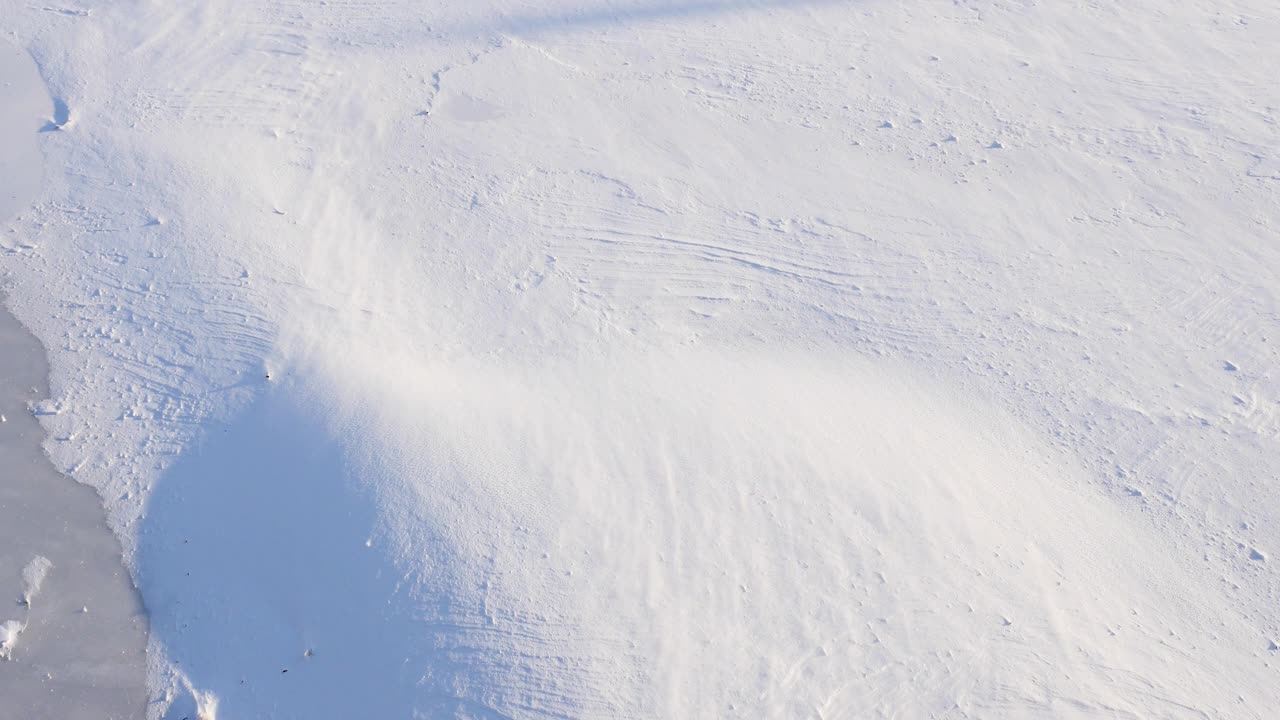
xmin=19 ymin=555 xmax=52 ymax=607
xmin=0 ymin=556 xmax=51 ymax=660
xmin=2 ymin=0 xmax=1279 ymax=718
xmin=0 ymin=620 xmax=24 ymax=661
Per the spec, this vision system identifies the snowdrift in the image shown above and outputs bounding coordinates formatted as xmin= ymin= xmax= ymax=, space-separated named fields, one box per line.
xmin=141 ymin=350 xmax=1269 ymax=717
xmin=1 ymin=0 xmax=1278 ymax=717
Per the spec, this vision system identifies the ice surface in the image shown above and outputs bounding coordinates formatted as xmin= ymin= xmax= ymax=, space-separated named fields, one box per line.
xmin=2 ymin=1 xmax=1279 ymax=718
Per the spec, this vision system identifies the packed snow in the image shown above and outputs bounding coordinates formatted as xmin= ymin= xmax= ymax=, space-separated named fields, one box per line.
xmin=2 ymin=0 xmax=1279 ymax=718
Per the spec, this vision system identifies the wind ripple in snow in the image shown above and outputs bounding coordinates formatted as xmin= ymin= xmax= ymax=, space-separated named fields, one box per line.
xmin=139 ymin=348 xmax=1271 ymax=717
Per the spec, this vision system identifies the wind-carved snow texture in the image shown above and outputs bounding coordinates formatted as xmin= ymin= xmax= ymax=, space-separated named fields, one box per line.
xmin=1 ymin=0 xmax=1279 ymax=718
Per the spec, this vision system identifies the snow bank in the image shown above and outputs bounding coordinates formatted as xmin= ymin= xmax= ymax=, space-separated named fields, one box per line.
xmin=2 ymin=0 xmax=1278 ymax=716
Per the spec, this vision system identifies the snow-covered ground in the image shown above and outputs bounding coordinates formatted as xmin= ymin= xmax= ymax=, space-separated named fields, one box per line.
xmin=2 ymin=1 xmax=1279 ymax=717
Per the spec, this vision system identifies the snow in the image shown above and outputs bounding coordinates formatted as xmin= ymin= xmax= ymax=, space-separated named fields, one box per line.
xmin=0 ymin=38 xmax=44 ymax=224
xmin=0 ymin=620 xmax=24 ymax=661
xmin=0 ymin=556 xmax=51 ymax=660
xmin=19 ymin=555 xmax=53 ymax=607
xmin=2 ymin=0 xmax=1279 ymax=717
xmin=0 ymin=556 xmax=52 ymax=661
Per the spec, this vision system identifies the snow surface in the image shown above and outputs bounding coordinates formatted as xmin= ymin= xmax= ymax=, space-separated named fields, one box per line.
xmin=0 ymin=557 xmax=51 ymax=658
xmin=2 ymin=0 xmax=1280 ymax=717
xmin=1 ymin=38 xmax=148 ymax=720
xmin=0 ymin=39 xmax=45 ymax=223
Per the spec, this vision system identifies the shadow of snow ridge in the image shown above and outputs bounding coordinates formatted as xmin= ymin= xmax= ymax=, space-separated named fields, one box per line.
xmin=136 ymin=381 xmax=617 ymax=720
xmin=443 ymin=0 xmax=855 ymax=38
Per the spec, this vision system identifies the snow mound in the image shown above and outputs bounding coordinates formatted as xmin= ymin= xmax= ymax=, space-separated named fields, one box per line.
xmin=140 ymin=349 xmax=1268 ymax=717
